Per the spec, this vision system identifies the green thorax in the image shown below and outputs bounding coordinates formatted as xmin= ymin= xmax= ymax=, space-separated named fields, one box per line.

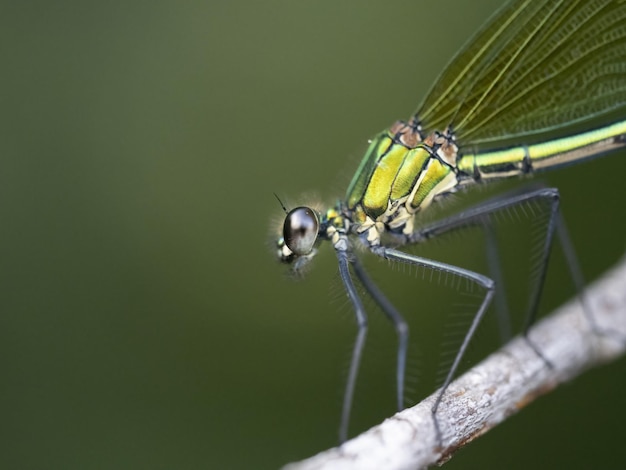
xmin=345 ymin=120 xmax=459 ymax=230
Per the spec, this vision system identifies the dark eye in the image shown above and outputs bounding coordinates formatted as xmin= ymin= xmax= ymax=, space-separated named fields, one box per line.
xmin=283 ymin=206 xmax=319 ymax=256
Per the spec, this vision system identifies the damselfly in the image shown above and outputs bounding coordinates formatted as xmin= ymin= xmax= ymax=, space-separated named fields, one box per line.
xmin=274 ymin=0 xmax=626 ymax=442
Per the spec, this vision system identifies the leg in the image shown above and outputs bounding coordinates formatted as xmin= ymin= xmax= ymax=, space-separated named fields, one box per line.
xmin=484 ymin=219 xmax=512 ymax=342
xmin=554 ymin=209 xmax=626 ymax=342
xmin=400 ymin=187 xmax=563 ymax=358
xmin=370 ymin=246 xmax=495 ymax=429
xmin=351 ymin=256 xmax=409 ymax=412
xmin=335 ymin=248 xmax=368 ymax=444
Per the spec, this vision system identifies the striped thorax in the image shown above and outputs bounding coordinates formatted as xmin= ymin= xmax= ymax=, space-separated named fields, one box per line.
xmin=345 ymin=118 xmax=459 ymax=244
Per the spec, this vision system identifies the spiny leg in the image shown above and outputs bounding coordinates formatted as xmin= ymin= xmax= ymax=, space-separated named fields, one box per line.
xmin=402 ymin=186 xmax=568 ymax=363
xmin=484 ymin=219 xmax=512 ymax=342
xmin=520 ymin=191 xmax=557 ymax=339
xmin=351 ymin=256 xmax=409 ymax=412
xmin=335 ymin=248 xmax=368 ymax=444
xmin=370 ymin=245 xmax=494 ymax=441
xmin=553 ymin=209 xmax=626 ymax=343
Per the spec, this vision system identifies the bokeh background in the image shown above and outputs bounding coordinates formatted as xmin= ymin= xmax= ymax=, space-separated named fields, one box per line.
xmin=3 ymin=0 xmax=626 ymax=468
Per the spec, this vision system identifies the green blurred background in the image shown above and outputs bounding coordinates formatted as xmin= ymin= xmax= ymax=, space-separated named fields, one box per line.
xmin=2 ymin=0 xmax=625 ymax=468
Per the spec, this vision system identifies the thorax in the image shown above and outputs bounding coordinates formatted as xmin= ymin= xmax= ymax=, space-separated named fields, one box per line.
xmin=344 ymin=119 xmax=461 ymax=243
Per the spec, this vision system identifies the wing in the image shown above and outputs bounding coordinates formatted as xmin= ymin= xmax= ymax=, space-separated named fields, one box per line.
xmin=416 ymin=0 xmax=626 ymax=147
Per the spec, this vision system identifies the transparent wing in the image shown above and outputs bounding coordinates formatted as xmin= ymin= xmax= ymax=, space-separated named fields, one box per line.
xmin=417 ymin=0 xmax=626 ymax=147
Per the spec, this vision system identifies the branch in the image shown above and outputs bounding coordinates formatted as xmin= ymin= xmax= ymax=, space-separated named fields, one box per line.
xmin=284 ymin=256 xmax=626 ymax=470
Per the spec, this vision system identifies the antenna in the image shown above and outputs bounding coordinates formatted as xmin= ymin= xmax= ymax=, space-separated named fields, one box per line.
xmin=273 ymin=193 xmax=288 ymax=214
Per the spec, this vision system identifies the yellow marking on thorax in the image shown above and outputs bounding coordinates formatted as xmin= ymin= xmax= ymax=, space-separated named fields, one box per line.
xmin=362 ymin=142 xmax=409 ymax=217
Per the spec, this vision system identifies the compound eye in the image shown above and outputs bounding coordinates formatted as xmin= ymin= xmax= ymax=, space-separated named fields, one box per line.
xmin=283 ymin=207 xmax=319 ymax=256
